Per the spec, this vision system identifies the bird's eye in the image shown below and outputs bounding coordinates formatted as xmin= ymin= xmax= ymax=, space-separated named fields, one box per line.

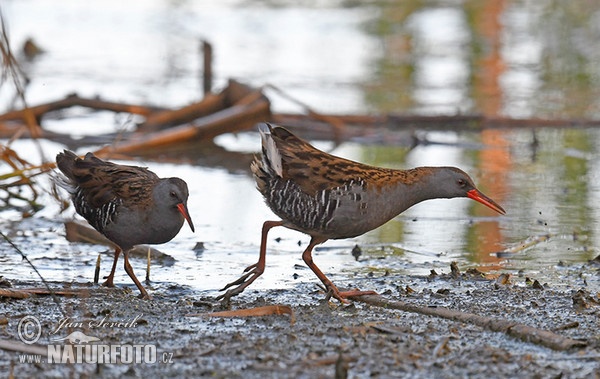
xmin=457 ymin=179 xmax=466 ymax=187
xmin=170 ymin=191 xmax=177 ymax=197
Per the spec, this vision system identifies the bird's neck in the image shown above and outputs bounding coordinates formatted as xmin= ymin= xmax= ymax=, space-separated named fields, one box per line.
xmin=381 ymin=167 xmax=448 ymax=216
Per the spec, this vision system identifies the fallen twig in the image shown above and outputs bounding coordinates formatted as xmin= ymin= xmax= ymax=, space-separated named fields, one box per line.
xmin=0 ymin=93 xmax=163 ymax=122
xmin=0 ymin=287 xmax=90 ymax=298
xmin=496 ymin=234 xmax=552 ymax=256
xmin=94 ymin=254 xmax=101 ymax=285
xmin=94 ymin=92 xmax=269 ymax=156
xmin=187 ymin=305 xmax=296 ymax=325
xmin=348 ymin=294 xmax=585 ymax=351
xmin=145 ymin=246 xmax=151 ymax=283
xmin=0 ymin=288 xmax=32 ymax=299
xmin=0 ymin=339 xmax=48 ymax=356
xmin=274 ymin=113 xmax=600 ymax=131
xmin=138 ymin=92 xmax=226 ymax=132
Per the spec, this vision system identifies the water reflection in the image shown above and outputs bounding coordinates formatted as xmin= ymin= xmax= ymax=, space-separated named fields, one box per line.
xmin=365 ymin=0 xmax=600 ymax=118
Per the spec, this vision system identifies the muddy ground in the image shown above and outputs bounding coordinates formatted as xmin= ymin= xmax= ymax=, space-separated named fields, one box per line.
xmin=1 ymin=262 xmax=599 ymax=378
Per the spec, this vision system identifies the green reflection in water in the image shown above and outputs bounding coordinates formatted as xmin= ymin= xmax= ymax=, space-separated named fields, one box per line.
xmin=361 ymin=1 xmax=600 ymax=118
xmin=560 ymin=129 xmax=592 ymax=230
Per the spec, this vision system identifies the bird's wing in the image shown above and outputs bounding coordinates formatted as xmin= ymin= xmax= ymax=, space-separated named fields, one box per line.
xmin=268 ymin=126 xmax=402 ymax=195
xmin=70 ymin=153 xmax=159 ymax=208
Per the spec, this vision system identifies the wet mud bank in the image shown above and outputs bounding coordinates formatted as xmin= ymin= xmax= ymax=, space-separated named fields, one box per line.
xmin=1 ymin=264 xmax=599 ymax=378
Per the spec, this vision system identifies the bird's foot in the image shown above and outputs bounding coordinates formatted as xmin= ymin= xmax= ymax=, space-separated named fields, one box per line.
xmin=243 ymin=262 xmax=259 ymax=273
xmin=134 ymin=284 xmax=152 ymax=300
xmin=215 ymin=263 xmax=264 ymax=302
xmin=137 ymin=292 xmax=152 ymax=300
xmin=102 ymin=276 xmax=115 ymax=288
xmin=320 ymin=284 xmax=378 ymax=304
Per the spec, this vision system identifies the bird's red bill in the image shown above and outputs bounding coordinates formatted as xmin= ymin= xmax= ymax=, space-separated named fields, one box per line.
xmin=467 ymin=189 xmax=506 ymax=215
xmin=177 ymin=203 xmax=195 ymax=232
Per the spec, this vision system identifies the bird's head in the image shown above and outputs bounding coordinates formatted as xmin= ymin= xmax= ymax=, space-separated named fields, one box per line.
xmin=433 ymin=167 xmax=505 ymax=215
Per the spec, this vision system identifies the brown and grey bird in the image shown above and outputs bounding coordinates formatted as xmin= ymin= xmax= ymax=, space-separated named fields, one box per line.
xmin=218 ymin=123 xmax=505 ymax=303
xmin=56 ymin=150 xmax=195 ymax=299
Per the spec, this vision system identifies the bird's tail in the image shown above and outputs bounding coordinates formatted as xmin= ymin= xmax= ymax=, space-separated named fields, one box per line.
xmin=55 ymin=150 xmax=78 ymax=180
xmin=257 ymin=123 xmax=283 ymax=177
xmin=55 ymin=150 xmax=79 ymax=194
xmin=251 ymin=123 xmax=282 ymax=194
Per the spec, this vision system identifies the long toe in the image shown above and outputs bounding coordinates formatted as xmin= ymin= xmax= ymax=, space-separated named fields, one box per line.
xmin=219 ymin=271 xmax=254 ymax=291
xmin=323 ymin=285 xmax=377 ymax=304
xmin=138 ymin=292 xmax=152 ymax=300
xmin=340 ymin=289 xmax=378 ymax=299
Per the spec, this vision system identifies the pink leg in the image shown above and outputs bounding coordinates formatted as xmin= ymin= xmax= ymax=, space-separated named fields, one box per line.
xmin=123 ymin=250 xmax=150 ymax=300
xmin=216 ymin=220 xmax=284 ymax=301
xmin=302 ymin=237 xmax=377 ymax=303
xmin=102 ymin=248 xmax=121 ymax=287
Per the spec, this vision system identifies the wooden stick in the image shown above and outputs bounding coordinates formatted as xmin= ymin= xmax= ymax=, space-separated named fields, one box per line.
xmin=187 ymin=305 xmax=296 ymax=325
xmin=348 ymin=294 xmax=586 ymax=351
xmin=202 ymin=40 xmax=213 ymax=96
xmin=224 ymin=79 xmax=264 ymax=104
xmin=138 ymin=79 xmax=264 ymax=133
xmin=0 ymin=93 xmax=163 ymax=122
xmin=0 ymin=339 xmax=48 ymax=356
xmin=0 ymin=288 xmax=32 ymax=299
xmin=94 ymin=97 xmax=270 ymax=155
xmin=0 ymin=287 xmax=90 ymax=296
xmin=138 ymin=92 xmax=226 ymax=132
xmin=0 ymin=122 xmax=132 ymax=146
xmin=273 ymin=112 xmax=600 ymax=131
xmin=94 ymin=254 xmax=101 ymax=285
xmin=145 ymin=246 xmax=151 ymax=283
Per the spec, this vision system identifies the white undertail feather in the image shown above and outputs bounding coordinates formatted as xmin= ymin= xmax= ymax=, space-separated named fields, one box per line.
xmin=258 ymin=123 xmax=283 ymax=177
xmin=53 ymin=172 xmax=77 ymax=195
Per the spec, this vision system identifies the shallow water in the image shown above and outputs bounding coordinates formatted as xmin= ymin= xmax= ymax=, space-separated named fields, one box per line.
xmin=1 ymin=1 xmax=600 ymax=296
xmin=2 ymin=126 xmax=599 ymax=296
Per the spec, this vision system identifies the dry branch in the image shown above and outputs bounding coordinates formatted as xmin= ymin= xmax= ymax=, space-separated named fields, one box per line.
xmin=0 ymin=93 xmax=163 ymax=122
xmin=273 ymin=113 xmax=600 ymax=134
xmin=139 ymin=79 xmax=263 ymax=138
xmin=0 ymin=287 xmax=89 ymax=297
xmin=348 ymin=294 xmax=585 ymax=351
xmin=0 ymin=288 xmax=32 ymax=299
xmin=202 ymin=40 xmax=213 ymax=95
xmin=0 ymin=339 xmax=48 ymax=356
xmin=187 ymin=305 xmax=296 ymax=324
xmin=94 ymin=92 xmax=270 ymax=156
xmin=138 ymin=92 xmax=226 ymax=132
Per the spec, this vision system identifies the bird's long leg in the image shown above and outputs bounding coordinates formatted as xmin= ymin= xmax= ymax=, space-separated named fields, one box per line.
xmin=216 ymin=220 xmax=284 ymax=301
xmin=302 ymin=237 xmax=377 ymax=303
xmin=102 ymin=247 xmax=121 ymax=287
xmin=122 ymin=250 xmax=150 ymax=300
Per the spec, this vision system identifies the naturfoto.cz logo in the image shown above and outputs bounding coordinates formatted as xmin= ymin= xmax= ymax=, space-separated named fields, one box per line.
xmin=16 ymin=315 xmax=174 ymax=364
